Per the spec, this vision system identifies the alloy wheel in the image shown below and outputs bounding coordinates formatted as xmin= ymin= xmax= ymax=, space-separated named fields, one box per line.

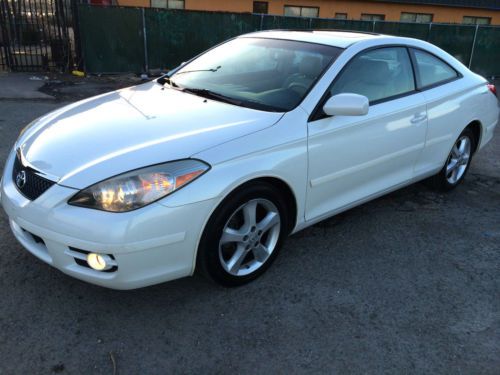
xmin=218 ymin=198 xmax=281 ymax=276
xmin=446 ymin=135 xmax=471 ymax=185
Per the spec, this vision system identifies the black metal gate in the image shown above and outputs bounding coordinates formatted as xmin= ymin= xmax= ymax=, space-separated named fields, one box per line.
xmin=0 ymin=0 xmax=81 ymax=71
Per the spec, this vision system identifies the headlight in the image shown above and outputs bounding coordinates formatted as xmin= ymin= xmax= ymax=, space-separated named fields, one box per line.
xmin=68 ymin=159 xmax=210 ymax=212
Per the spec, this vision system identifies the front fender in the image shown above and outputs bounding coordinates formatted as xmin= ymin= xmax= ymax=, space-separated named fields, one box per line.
xmin=157 ymin=109 xmax=309 ymax=231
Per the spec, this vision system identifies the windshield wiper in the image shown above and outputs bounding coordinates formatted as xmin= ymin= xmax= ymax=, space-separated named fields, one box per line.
xmin=181 ymin=87 xmax=243 ymax=106
xmin=174 ymin=65 xmax=221 ymax=76
xmin=157 ymin=67 xmax=221 ymax=88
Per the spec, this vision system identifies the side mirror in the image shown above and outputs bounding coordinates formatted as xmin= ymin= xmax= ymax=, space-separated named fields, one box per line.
xmin=323 ymin=93 xmax=369 ymax=116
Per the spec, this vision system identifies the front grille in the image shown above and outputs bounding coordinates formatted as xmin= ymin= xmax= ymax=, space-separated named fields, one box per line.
xmin=12 ymin=154 xmax=55 ymax=201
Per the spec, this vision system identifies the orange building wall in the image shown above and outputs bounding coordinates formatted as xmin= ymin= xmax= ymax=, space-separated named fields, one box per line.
xmin=115 ymin=0 xmax=500 ymax=25
xmin=184 ymin=0 xmax=500 ymax=24
xmin=118 ymin=0 xmax=150 ymax=6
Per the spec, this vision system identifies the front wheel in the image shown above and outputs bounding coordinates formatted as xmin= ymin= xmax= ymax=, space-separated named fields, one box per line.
xmin=197 ymin=183 xmax=289 ymax=287
xmin=429 ymin=128 xmax=475 ymax=191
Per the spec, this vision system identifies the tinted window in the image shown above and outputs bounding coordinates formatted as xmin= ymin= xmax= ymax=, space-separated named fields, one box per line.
xmin=329 ymin=47 xmax=415 ymax=103
xmin=412 ymin=49 xmax=458 ymax=88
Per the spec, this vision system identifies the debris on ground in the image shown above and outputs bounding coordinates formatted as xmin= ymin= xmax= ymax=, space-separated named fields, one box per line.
xmin=29 ymin=75 xmax=49 ymax=81
xmin=38 ymin=73 xmax=145 ymax=101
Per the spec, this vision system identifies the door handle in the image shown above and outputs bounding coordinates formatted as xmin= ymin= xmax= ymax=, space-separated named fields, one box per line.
xmin=411 ymin=113 xmax=427 ymax=124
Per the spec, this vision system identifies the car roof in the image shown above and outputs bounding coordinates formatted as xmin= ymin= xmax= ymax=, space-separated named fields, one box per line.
xmin=240 ymin=30 xmax=384 ymax=48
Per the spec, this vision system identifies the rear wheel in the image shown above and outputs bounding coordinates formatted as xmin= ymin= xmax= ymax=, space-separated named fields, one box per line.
xmin=197 ymin=183 xmax=289 ymax=286
xmin=429 ymin=128 xmax=475 ymax=191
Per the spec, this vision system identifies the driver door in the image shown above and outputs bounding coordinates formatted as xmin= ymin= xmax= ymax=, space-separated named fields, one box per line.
xmin=305 ymin=46 xmax=428 ymax=221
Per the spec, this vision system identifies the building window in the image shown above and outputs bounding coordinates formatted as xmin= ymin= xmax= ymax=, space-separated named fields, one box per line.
xmin=151 ymin=0 xmax=184 ymax=9
xmin=253 ymin=1 xmax=268 ymax=14
xmin=360 ymin=13 xmax=385 ymax=21
xmin=284 ymin=5 xmax=319 ymax=18
xmin=334 ymin=13 xmax=347 ymax=20
xmin=463 ymin=16 xmax=491 ymax=25
xmin=400 ymin=12 xmax=433 ymax=23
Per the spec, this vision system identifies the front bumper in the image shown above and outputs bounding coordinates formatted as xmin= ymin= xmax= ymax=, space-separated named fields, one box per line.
xmin=1 ymin=151 xmax=216 ymax=289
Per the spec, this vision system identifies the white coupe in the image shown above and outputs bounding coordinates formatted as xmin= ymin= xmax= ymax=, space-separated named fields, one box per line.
xmin=1 ymin=31 xmax=498 ymax=289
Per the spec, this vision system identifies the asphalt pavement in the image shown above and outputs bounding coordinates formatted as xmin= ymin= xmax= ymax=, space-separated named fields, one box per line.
xmin=0 ymin=78 xmax=498 ymax=374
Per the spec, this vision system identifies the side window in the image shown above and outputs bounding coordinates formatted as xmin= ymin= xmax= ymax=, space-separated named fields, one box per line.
xmin=329 ymin=47 xmax=415 ymax=103
xmin=411 ymin=49 xmax=458 ymax=88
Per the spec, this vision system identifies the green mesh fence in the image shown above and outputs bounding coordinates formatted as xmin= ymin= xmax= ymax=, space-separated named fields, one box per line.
xmin=78 ymin=5 xmax=499 ymax=78
xmin=428 ymin=24 xmax=476 ymax=66
xmin=374 ymin=21 xmax=430 ymax=40
xmin=260 ymin=15 xmax=311 ymax=29
xmin=471 ymin=26 xmax=500 ymax=78
xmin=146 ymin=9 xmax=260 ymax=70
xmin=78 ymin=6 xmax=144 ymax=73
xmin=311 ymin=18 xmax=375 ymax=32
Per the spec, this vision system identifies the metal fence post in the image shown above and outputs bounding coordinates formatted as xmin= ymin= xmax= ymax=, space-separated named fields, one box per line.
xmin=260 ymin=13 xmax=264 ymax=30
xmin=71 ymin=0 xmax=83 ymax=70
xmin=372 ymin=20 xmax=376 ymax=32
xmin=142 ymin=8 xmax=148 ymax=73
xmin=468 ymin=24 xmax=479 ymax=69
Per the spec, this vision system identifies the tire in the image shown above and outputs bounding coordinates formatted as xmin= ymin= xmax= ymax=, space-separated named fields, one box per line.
xmin=428 ymin=127 xmax=475 ymax=191
xmin=197 ymin=182 xmax=290 ymax=287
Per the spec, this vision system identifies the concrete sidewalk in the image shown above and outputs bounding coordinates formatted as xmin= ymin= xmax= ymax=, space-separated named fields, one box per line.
xmin=0 ymin=72 xmax=142 ymax=101
xmin=0 ymin=72 xmax=55 ymax=100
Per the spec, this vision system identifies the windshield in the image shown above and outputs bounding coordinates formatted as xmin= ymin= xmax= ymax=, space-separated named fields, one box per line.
xmin=169 ymin=37 xmax=343 ymax=112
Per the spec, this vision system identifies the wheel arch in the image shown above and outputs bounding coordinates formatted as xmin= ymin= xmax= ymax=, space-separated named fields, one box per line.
xmin=213 ymin=176 xmax=299 ymax=235
xmin=193 ymin=175 xmax=299 ymax=276
xmin=466 ymin=120 xmax=482 ymax=154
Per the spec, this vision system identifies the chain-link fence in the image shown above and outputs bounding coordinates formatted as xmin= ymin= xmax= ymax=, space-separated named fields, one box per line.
xmin=76 ymin=5 xmax=499 ymax=78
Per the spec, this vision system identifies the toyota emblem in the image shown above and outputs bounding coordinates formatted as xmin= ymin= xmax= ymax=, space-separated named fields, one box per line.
xmin=16 ymin=170 xmax=26 ymax=189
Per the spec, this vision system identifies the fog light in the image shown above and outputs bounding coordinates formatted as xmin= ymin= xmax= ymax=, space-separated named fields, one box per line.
xmin=86 ymin=253 xmax=112 ymax=271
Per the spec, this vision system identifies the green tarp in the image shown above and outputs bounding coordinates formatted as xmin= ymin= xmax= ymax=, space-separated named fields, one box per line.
xmin=78 ymin=5 xmax=499 ymax=77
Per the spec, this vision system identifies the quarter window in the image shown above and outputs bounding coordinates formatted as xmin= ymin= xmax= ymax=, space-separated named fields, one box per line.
xmin=411 ymin=49 xmax=458 ymax=88
xmin=329 ymin=47 xmax=415 ymax=103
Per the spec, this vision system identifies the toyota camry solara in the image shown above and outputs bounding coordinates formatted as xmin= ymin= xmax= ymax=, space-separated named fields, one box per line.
xmin=1 ymin=31 xmax=498 ymax=289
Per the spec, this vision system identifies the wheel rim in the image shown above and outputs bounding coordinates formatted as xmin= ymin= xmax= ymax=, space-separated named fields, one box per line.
xmin=446 ymin=135 xmax=471 ymax=185
xmin=218 ymin=198 xmax=281 ymax=277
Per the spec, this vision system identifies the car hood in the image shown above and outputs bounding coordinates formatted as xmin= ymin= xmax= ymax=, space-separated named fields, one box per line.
xmin=17 ymin=82 xmax=283 ymax=189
